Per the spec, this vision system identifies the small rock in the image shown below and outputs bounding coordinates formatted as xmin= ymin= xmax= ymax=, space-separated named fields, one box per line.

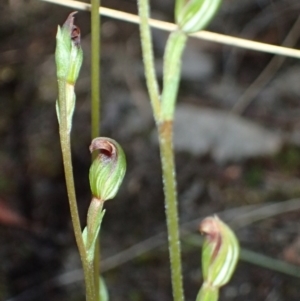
xmin=173 ymin=104 xmax=282 ymax=163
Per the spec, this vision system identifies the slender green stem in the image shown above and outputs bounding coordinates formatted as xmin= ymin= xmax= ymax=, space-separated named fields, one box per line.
xmin=59 ymin=137 xmax=96 ymax=301
xmin=57 ymin=80 xmax=96 ymax=301
xmin=137 ymin=0 xmax=185 ymax=300
xmin=91 ymin=0 xmax=101 ymax=299
xmin=137 ymin=0 xmax=161 ymax=122
xmin=91 ymin=0 xmax=100 ymax=140
xmin=158 ymin=120 xmax=184 ymax=301
xmin=157 ymin=24 xmax=187 ymax=301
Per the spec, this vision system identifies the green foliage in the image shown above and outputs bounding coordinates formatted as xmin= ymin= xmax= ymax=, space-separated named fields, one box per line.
xmin=161 ymin=31 xmax=187 ymax=120
xmin=245 ymin=165 xmax=264 ymax=187
xmin=99 ymin=277 xmax=109 ymax=301
xmin=276 ymin=146 xmax=300 ymax=174
xmin=196 ymin=283 xmax=218 ymax=301
xmin=83 ymin=202 xmax=105 ymax=262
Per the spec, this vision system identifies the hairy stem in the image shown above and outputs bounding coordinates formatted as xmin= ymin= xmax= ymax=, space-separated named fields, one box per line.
xmin=137 ymin=0 xmax=185 ymax=300
xmin=158 ymin=120 xmax=184 ymax=301
xmin=137 ymin=0 xmax=161 ymax=122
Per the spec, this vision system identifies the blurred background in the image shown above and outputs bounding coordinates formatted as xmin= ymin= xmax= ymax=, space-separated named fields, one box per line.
xmin=1 ymin=0 xmax=300 ymax=300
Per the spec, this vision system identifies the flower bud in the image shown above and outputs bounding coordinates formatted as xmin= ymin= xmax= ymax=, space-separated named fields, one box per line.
xmin=55 ymin=11 xmax=83 ymax=84
xmin=55 ymin=12 xmax=83 ymax=132
xmin=89 ymin=137 xmax=126 ymax=201
xmin=175 ymin=0 xmax=222 ymax=34
xmin=200 ymin=215 xmax=239 ymax=288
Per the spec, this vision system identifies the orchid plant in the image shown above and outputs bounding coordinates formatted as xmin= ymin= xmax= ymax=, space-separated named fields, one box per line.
xmin=54 ymin=1 xmax=240 ymax=301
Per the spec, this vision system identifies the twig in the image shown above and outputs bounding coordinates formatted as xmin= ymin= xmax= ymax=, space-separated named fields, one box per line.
xmin=40 ymin=0 xmax=300 ymax=59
